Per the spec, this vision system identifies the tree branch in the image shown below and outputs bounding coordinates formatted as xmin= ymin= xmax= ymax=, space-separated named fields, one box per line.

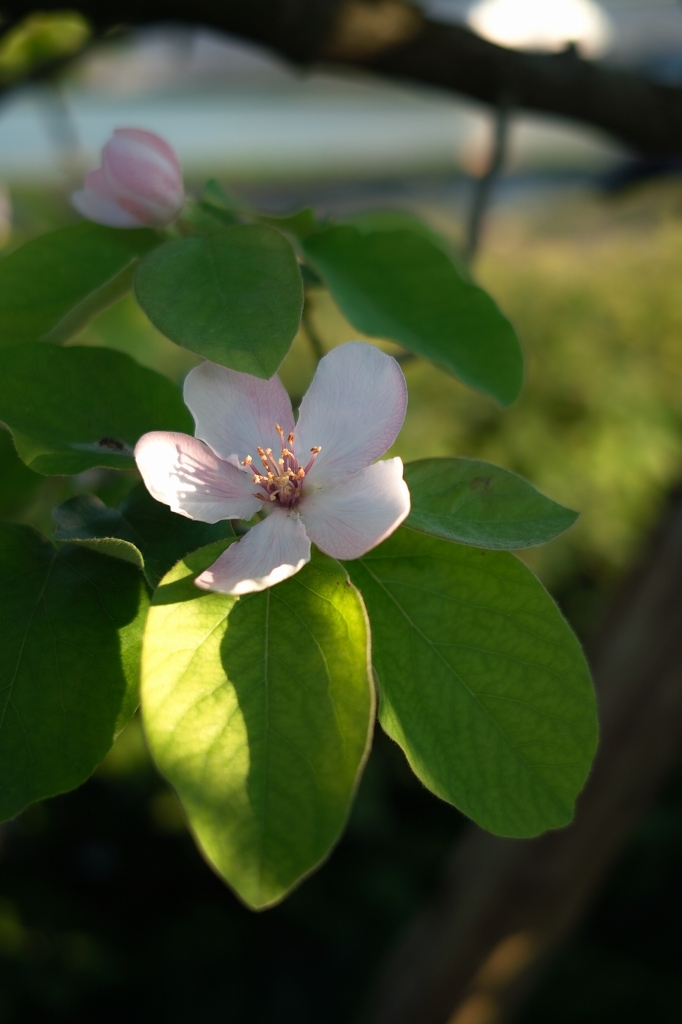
xmin=366 ymin=20 xmax=682 ymax=157
xmin=3 ymin=0 xmax=682 ymax=155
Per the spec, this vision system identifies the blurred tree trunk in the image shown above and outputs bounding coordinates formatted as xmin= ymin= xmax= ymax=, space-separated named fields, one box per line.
xmin=363 ymin=487 xmax=682 ymax=1024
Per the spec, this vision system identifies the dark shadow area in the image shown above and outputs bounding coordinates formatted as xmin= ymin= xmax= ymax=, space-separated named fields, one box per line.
xmin=0 ymin=727 xmax=462 ymax=1024
xmin=519 ymin=760 xmax=682 ymax=1024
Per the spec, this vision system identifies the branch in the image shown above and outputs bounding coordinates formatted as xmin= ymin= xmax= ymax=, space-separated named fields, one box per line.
xmin=3 ymin=0 xmax=682 ymax=155
xmin=366 ymin=20 xmax=682 ymax=156
xmin=3 ymin=1 xmax=679 ymax=156
xmin=363 ymin=486 xmax=682 ymax=1024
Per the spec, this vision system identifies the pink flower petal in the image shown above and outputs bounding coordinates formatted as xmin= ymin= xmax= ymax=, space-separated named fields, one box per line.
xmin=299 ymin=457 xmax=410 ymax=560
xmin=135 ymin=431 xmax=261 ymax=523
xmin=102 ymin=128 xmax=184 ymax=225
xmin=71 ymin=185 xmax=146 ymax=228
xmin=195 ymin=510 xmax=311 ymax=595
xmin=183 ymin=361 xmax=294 ymax=467
xmin=295 ymin=342 xmax=407 ymax=486
xmin=112 ymin=128 xmax=182 ymax=177
xmin=82 ymin=167 xmax=116 ymax=199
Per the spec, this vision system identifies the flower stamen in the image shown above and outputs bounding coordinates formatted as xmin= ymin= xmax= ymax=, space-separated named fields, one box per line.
xmin=303 ymin=447 xmax=321 ymax=475
xmin=246 ymin=428 xmax=321 ymax=509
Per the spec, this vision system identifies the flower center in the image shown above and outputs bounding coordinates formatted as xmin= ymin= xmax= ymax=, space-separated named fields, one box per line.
xmin=242 ymin=424 xmax=320 ymax=510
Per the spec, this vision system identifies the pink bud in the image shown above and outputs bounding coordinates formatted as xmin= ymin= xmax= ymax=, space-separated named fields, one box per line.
xmin=72 ymin=128 xmax=184 ymax=229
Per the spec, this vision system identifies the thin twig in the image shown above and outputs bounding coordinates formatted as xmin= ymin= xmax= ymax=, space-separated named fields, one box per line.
xmin=38 ymin=85 xmax=85 ymax=177
xmin=465 ymin=103 xmax=510 ymax=265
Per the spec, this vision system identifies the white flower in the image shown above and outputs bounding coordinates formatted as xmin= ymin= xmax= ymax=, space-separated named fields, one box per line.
xmin=135 ymin=342 xmax=411 ymax=595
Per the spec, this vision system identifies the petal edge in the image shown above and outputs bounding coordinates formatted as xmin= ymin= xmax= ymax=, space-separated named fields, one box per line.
xmin=295 ymin=342 xmax=407 ymax=486
xmin=135 ymin=431 xmax=261 ymax=523
xmin=299 ymin=457 xmax=410 ymax=560
xmin=195 ymin=511 xmax=310 ymax=595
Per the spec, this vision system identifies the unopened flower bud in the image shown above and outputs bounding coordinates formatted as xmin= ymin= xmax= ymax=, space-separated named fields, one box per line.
xmin=72 ymin=128 xmax=184 ymax=229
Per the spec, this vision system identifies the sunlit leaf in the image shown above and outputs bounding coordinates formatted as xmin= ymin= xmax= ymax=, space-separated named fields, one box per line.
xmin=134 ymin=225 xmax=304 ymax=378
xmin=53 ymin=486 xmax=234 ymax=587
xmin=0 ymin=223 xmax=158 ymax=344
xmin=142 ymin=543 xmax=373 ymax=909
xmin=302 ymin=225 xmax=523 ymax=405
xmin=0 ymin=344 xmax=192 ymax=474
xmin=404 ymin=458 xmax=578 ymax=549
xmin=0 ymin=523 xmax=149 ymax=822
xmin=346 ymin=528 xmax=597 ymax=837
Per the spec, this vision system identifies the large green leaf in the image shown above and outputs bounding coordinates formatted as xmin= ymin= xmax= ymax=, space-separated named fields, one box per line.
xmin=346 ymin=529 xmax=597 ymax=838
xmin=0 ymin=222 xmax=158 ymax=345
xmin=404 ymin=458 xmax=578 ymax=549
xmin=0 ymin=427 xmax=42 ymax=518
xmin=53 ymin=485 xmax=234 ymax=587
xmin=134 ymin=225 xmax=304 ymax=378
xmin=0 ymin=344 xmax=192 ymax=474
xmin=142 ymin=543 xmax=373 ymax=909
xmin=301 ymin=225 xmax=523 ymax=406
xmin=0 ymin=522 xmax=149 ymax=822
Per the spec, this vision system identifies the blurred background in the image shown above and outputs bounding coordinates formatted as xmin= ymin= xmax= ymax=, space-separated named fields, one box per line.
xmin=3 ymin=0 xmax=682 ymax=1021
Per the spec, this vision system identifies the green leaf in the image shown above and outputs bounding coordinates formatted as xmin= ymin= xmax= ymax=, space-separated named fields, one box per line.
xmin=52 ymin=494 xmax=145 ymax=571
xmin=0 ymin=522 xmax=149 ymax=822
xmin=183 ymin=201 xmax=240 ymax=233
xmin=343 ymin=209 xmax=465 ymax=264
xmin=404 ymin=458 xmax=578 ymax=549
xmin=0 ymin=222 xmax=158 ymax=345
xmin=202 ymin=178 xmax=246 ymax=215
xmin=301 ymin=225 xmax=523 ymax=406
xmin=134 ymin=225 xmax=304 ymax=378
xmin=0 ymin=428 xmax=42 ymax=518
xmin=256 ymin=208 xmax=319 ymax=241
xmin=142 ymin=543 xmax=374 ymax=909
xmin=346 ymin=528 xmax=597 ymax=838
xmin=53 ymin=485 xmax=234 ymax=587
xmin=0 ymin=344 xmax=192 ymax=474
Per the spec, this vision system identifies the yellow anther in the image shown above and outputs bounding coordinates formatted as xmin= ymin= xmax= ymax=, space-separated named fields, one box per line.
xmin=275 ymin=424 xmax=284 ymax=436
xmin=310 ymin=446 xmax=322 ymax=454
xmin=288 ymin=432 xmax=295 ymax=445
xmin=242 ymin=455 xmax=253 ymax=466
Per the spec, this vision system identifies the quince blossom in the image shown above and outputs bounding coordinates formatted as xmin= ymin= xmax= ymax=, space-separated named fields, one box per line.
xmin=135 ymin=342 xmax=411 ymax=595
xmin=72 ymin=128 xmax=184 ymax=229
